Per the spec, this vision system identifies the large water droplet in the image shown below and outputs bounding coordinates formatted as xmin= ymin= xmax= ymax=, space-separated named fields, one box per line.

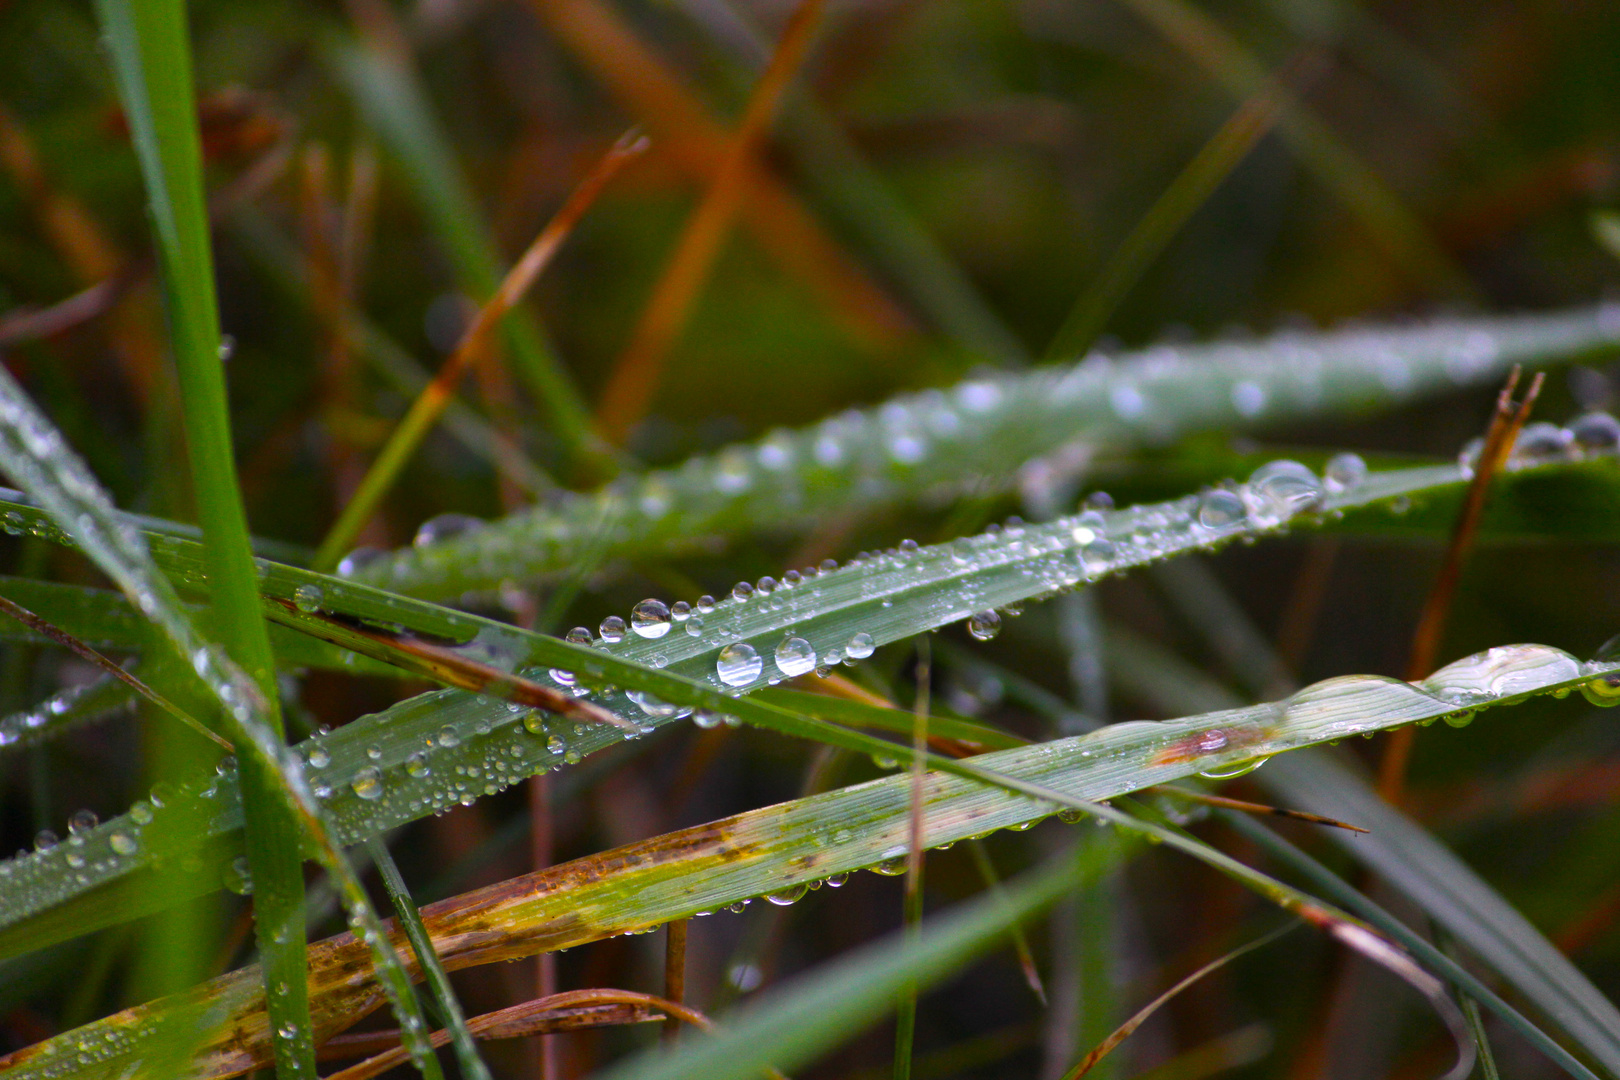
xmin=414 ymin=513 xmax=484 ymax=547
xmin=766 ymin=883 xmax=808 ymax=906
xmin=631 ymin=599 xmax=672 ymax=639
xmin=717 ymin=643 xmax=763 ymax=687
xmin=599 ymin=616 xmax=627 ymax=644
xmin=67 ymin=809 xmax=98 ymax=836
xmin=846 ymin=632 xmax=875 ymax=659
xmin=775 ymin=637 xmax=817 ymax=678
xmin=628 ymin=690 xmax=678 ymax=718
xmin=1323 ymin=452 xmax=1368 ymax=493
xmin=565 ymin=626 xmax=593 ymax=647
xmin=1248 ymin=460 xmax=1323 ymax=523
xmin=351 ymin=767 xmax=384 ymax=800
xmin=1197 ymin=489 xmax=1245 ymax=529
xmin=405 ymin=753 xmax=430 ymax=777
xmin=293 ymin=584 xmax=324 ymax=613
xmin=1511 ymin=421 xmax=1573 ymax=464
xmin=731 ymin=581 xmax=754 ymax=601
xmin=967 ymin=610 xmax=1002 ymax=641
xmin=109 ymin=831 xmax=138 ymax=856
xmin=1570 ymin=412 xmax=1620 ymax=453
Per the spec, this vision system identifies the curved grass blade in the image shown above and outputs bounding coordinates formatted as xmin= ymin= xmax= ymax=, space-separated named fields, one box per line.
xmin=0 ymin=674 xmax=137 ymax=752
xmin=361 ymin=303 xmax=1620 ymax=599
xmin=5 ymin=634 xmax=1617 ymax=1078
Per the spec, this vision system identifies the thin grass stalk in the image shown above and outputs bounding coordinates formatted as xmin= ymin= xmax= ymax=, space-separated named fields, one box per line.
xmin=594 ymin=0 xmax=827 ymax=441
xmin=1380 ymin=369 xmax=1541 ymax=800
xmin=311 ymin=133 xmax=647 ymax=570
xmin=368 ymin=838 xmax=491 ymax=1080
xmin=87 ymin=1 xmax=313 ymax=1073
xmin=1114 ymin=0 xmax=1472 ymax=297
xmin=894 ymin=641 xmax=931 ymax=1080
xmin=1045 ymin=64 xmax=1293 ymax=360
xmin=325 ymin=26 xmax=607 ymax=477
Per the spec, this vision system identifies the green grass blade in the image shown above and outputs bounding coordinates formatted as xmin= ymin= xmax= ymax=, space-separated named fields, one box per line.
xmin=1261 ymin=750 xmax=1620 ymax=1077
xmin=0 ymin=372 xmax=440 ymax=1076
xmin=596 ymin=848 xmax=1100 ymax=1080
xmin=324 ymin=34 xmax=605 ymax=475
xmin=81 ymin=1 xmax=310 ymax=1071
xmin=368 ymin=838 xmax=491 ymax=1080
xmin=1223 ymin=811 xmax=1600 ymax=1080
xmin=363 ymin=304 xmax=1620 ymax=599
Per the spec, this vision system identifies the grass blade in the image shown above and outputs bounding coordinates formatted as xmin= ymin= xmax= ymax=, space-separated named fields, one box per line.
xmin=85 ymin=2 xmax=312 ymax=1071
xmin=365 ymin=304 xmax=1620 ymax=599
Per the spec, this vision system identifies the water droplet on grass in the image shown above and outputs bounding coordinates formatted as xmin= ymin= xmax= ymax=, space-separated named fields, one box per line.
xmin=599 ymin=616 xmax=626 ymax=643
xmin=293 ymin=584 xmax=324 ymax=612
xmin=717 ymin=643 xmax=763 ymax=687
xmin=967 ymin=610 xmax=1002 ymax=641
xmin=631 ymin=599 xmax=671 ymax=638
xmin=775 ymin=637 xmax=817 ymax=677
xmin=846 ymin=632 xmax=875 ymax=659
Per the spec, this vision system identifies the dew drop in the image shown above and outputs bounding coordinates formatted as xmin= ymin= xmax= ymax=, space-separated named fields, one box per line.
xmin=967 ymin=610 xmax=1002 ymax=641
xmin=33 ymin=829 xmax=58 ymax=853
xmin=686 ymin=616 xmax=705 ymax=637
xmin=67 ymin=809 xmax=98 ymax=836
xmin=1570 ymin=411 xmax=1620 ymax=452
xmin=597 ymin=616 xmax=627 ymax=644
xmin=351 ymin=767 xmax=384 ymax=800
xmin=129 ymin=802 xmax=154 ymax=825
xmin=1512 ymin=421 xmax=1573 ymax=463
xmin=550 ymin=668 xmax=577 ymax=687
xmin=870 ymin=857 xmax=908 ymax=876
xmin=405 ymin=753 xmax=430 ymax=777
xmin=671 ymin=600 xmax=691 ymax=622
xmin=693 ymin=709 xmax=722 ymax=729
xmin=775 ymin=637 xmax=817 ymax=678
xmin=766 ymin=883 xmax=808 ymax=906
xmin=717 ymin=643 xmax=763 ymax=687
xmin=1323 ymin=452 xmax=1368 ymax=493
xmin=306 ymin=746 xmax=330 ymax=769
xmin=108 ymin=831 xmax=138 ymax=856
xmin=846 ymin=632 xmax=875 ymax=660
xmin=825 ymin=872 xmax=849 ymax=888
xmin=631 ymin=599 xmax=672 ymax=639
xmin=414 ymin=513 xmax=484 ymax=547
xmin=731 ymin=581 xmax=754 ymax=601
xmin=437 ymin=726 xmax=461 ymax=748
xmin=336 ymin=547 xmax=385 ymax=578
xmin=756 ymin=576 xmax=777 ymax=595
xmin=565 ymin=627 xmax=593 ymax=647
xmin=1248 ymin=460 xmax=1323 ymax=523
xmin=697 ymin=595 xmax=716 ymax=614
xmin=292 ymin=584 xmax=324 ymax=613
xmin=1197 ymin=489 xmax=1246 ymax=529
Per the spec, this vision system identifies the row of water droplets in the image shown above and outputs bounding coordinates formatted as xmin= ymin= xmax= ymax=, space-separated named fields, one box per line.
xmin=354 ymin=304 xmax=1620 ymax=598
xmin=245 ymin=411 xmax=1620 ymax=862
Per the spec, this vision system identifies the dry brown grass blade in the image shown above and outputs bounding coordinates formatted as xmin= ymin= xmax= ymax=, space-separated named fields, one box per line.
xmin=664 ymin=920 xmax=688 ymax=1044
xmin=0 ymin=592 xmax=232 ymax=751
xmin=1149 ymin=786 xmax=1369 ymax=833
xmin=395 ymin=128 xmax=648 ymax=439
xmin=595 ymin=0 xmax=828 ymax=441
xmin=263 ymin=598 xmax=635 ymax=730
xmin=1378 ymin=367 xmax=1543 ymax=802
xmin=323 ymin=990 xmax=709 ymax=1080
xmin=316 ymin=1003 xmax=654 ymax=1061
xmin=1060 ymin=924 xmax=1297 ymax=1079
xmin=522 ymin=0 xmax=915 ymax=350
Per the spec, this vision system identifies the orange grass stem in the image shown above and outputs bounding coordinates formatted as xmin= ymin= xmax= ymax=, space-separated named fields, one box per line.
xmin=310 ymin=132 xmax=647 ymax=571
xmin=595 ymin=0 xmax=828 ymax=442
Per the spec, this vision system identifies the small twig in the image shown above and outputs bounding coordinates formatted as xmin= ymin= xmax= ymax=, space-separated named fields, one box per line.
xmin=1379 ymin=367 xmax=1542 ymax=802
xmin=0 ymin=592 xmax=232 ymax=751
xmin=1060 ymin=923 xmax=1298 ymax=1079
xmin=1150 ymin=785 xmax=1369 ymax=833
xmin=323 ymin=989 xmax=788 ymax=1080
